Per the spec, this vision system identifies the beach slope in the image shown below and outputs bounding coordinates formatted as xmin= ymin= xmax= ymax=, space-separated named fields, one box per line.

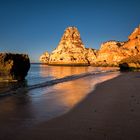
xmin=13 ymin=72 xmax=140 ymax=139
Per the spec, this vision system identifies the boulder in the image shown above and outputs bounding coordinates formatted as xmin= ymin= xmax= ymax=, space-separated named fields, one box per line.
xmin=0 ymin=53 xmax=30 ymax=81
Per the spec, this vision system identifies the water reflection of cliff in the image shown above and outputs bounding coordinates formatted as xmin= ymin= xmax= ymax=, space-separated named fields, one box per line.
xmin=39 ymin=65 xmax=118 ymax=79
xmin=51 ymin=72 xmax=120 ymax=108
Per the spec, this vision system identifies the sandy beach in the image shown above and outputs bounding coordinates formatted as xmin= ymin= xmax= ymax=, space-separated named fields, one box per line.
xmin=7 ymin=72 xmax=139 ymax=140
xmin=0 ymin=72 xmax=140 ymax=140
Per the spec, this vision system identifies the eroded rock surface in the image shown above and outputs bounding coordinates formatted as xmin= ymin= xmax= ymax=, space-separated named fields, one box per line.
xmin=40 ymin=25 xmax=140 ymax=67
xmin=39 ymin=52 xmax=50 ymax=64
xmin=94 ymin=25 xmax=140 ymax=66
xmin=0 ymin=53 xmax=30 ymax=81
xmin=48 ymin=27 xmax=89 ymax=65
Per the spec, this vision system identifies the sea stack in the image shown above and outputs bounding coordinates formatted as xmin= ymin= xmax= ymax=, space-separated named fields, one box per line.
xmin=40 ymin=27 xmax=96 ymax=65
xmin=0 ymin=53 xmax=30 ymax=81
xmin=49 ymin=27 xmax=89 ymax=65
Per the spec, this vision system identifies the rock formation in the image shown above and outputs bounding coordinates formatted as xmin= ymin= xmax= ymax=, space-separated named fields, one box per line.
xmin=119 ymin=54 xmax=140 ymax=70
xmin=94 ymin=41 xmax=125 ymax=66
xmin=40 ymin=27 xmax=96 ymax=65
xmin=40 ymin=25 xmax=140 ymax=68
xmin=48 ymin=27 xmax=89 ymax=65
xmin=39 ymin=52 xmax=49 ymax=64
xmin=118 ymin=25 xmax=140 ymax=69
xmin=0 ymin=53 xmax=30 ymax=81
xmin=85 ymin=48 xmax=97 ymax=64
xmin=93 ymin=25 xmax=140 ymax=66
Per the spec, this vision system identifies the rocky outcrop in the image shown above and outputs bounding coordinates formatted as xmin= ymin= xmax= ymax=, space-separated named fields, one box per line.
xmin=85 ymin=48 xmax=97 ymax=64
xmin=39 ymin=52 xmax=49 ymax=64
xmin=48 ymin=27 xmax=89 ymax=65
xmin=40 ymin=25 xmax=140 ymax=67
xmin=40 ymin=27 xmax=97 ymax=65
xmin=128 ymin=25 xmax=140 ymax=40
xmin=94 ymin=41 xmax=125 ymax=66
xmin=119 ymin=55 xmax=140 ymax=71
xmin=122 ymin=25 xmax=140 ymax=55
xmin=93 ymin=25 xmax=140 ymax=66
xmin=0 ymin=53 xmax=30 ymax=81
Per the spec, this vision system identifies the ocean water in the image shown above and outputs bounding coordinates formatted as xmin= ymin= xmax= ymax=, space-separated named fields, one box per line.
xmin=0 ymin=64 xmax=120 ymax=129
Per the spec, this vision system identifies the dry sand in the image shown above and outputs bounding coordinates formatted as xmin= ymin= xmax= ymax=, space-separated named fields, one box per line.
xmin=6 ymin=72 xmax=140 ymax=139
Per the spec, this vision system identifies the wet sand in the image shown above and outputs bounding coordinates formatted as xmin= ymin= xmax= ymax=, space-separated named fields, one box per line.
xmin=11 ymin=72 xmax=140 ymax=140
xmin=1 ymin=72 xmax=140 ymax=140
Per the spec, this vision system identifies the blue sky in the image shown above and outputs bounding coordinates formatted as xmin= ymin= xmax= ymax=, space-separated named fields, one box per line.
xmin=0 ymin=0 xmax=140 ymax=62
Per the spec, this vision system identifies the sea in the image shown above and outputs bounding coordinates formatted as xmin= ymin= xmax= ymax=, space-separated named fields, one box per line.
xmin=0 ymin=64 xmax=120 ymax=128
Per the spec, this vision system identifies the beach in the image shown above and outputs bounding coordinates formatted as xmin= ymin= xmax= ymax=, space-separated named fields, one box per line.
xmin=1 ymin=71 xmax=139 ymax=140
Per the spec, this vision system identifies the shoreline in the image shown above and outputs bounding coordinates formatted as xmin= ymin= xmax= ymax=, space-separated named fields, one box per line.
xmin=0 ymin=68 xmax=119 ymax=97
xmin=15 ymin=72 xmax=140 ymax=140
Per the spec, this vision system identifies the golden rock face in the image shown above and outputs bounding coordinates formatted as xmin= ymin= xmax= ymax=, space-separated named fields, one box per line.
xmin=40 ymin=26 xmax=96 ymax=65
xmin=39 ymin=52 xmax=50 ymax=64
xmin=128 ymin=25 xmax=140 ymax=40
xmin=49 ymin=27 xmax=89 ymax=65
xmin=96 ymin=41 xmax=125 ymax=65
xmin=40 ymin=25 xmax=140 ymax=66
xmin=94 ymin=25 xmax=140 ymax=66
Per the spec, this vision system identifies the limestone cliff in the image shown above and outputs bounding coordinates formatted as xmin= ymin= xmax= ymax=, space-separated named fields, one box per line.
xmin=40 ymin=27 xmax=97 ymax=65
xmin=93 ymin=25 xmax=140 ymax=66
xmin=94 ymin=41 xmax=125 ymax=66
xmin=39 ymin=52 xmax=49 ymax=63
xmin=49 ymin=27 xmax=89 ymax=65
xmin=40 ymin=25 xmax=140 ymax=67
xmin=128 ymin=25 xmax=140 ymax=40
xmin=85 ymin=48 xmax=97 ymax=64
xmin=122 ymin=25 xmax=140 ymax=54
xmin=119 ymin=54 xmax=140 ymax=70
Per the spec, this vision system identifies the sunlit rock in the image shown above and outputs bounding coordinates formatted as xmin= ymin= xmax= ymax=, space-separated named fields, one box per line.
xmin=122 ymin=25 xmax=140 ymax=55
xmin=42 ymin=27 xmax=90 ymax=65
xmin=85 ymin=48 xmax=97 ymax=64
xmin=128 ymin=25 xmax=140 ymax=40
xmin=40 ymin=25 xmax=140 ymax=68
xmin=40 ymin=52 xmax=50 ymax=63
xmin=95 ymin=25 xmax=140 ymax=66
xmin=95 ymin=41 xmax=125 ymax=66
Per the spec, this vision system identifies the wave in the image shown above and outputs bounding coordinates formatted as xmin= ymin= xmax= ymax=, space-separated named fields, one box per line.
xmin=0 ymin=69 xmax=119 ymax=97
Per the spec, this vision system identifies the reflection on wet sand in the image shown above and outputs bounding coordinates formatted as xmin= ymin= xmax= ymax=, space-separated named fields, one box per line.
xmin=40 ymin=65 xmax=118 ymax=78
xmin=27 ymin=71 xmax=120 ymax=123
xmin=0 ymin=65 xmax=120 ymax=139
xmin=52 ymin=72 xmax=120 ymax=109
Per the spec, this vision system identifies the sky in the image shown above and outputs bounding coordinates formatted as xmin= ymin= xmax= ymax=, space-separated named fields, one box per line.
xmin=0 ymin=0 xmax=140 ymax=62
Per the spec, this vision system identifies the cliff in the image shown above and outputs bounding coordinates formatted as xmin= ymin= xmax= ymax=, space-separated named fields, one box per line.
xmin=0 ymin=53 xmax=30 ymax=81
xmin=93 ymin=25 xmax=140 ymax=66
xmin=40 ymin=27 xmax=96 ymax=65
xmin=40 ymin=25 xmax=140 ymax=67
xmin=93 ymin=41 xmax=125 ymax=66
xmin=39 ymin=52 xmax=50 ymax=64
xmin=48 ymin=27 xmax=89 ymax=65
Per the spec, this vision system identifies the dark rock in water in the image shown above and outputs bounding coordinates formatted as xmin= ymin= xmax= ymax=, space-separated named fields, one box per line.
xmin=0 ymin=53 xmax=30 ymax=81
xmin=119 ymin=63 xmax=130 ymax=71
xmin=119 ymin=54 xmax=140 ymax=71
